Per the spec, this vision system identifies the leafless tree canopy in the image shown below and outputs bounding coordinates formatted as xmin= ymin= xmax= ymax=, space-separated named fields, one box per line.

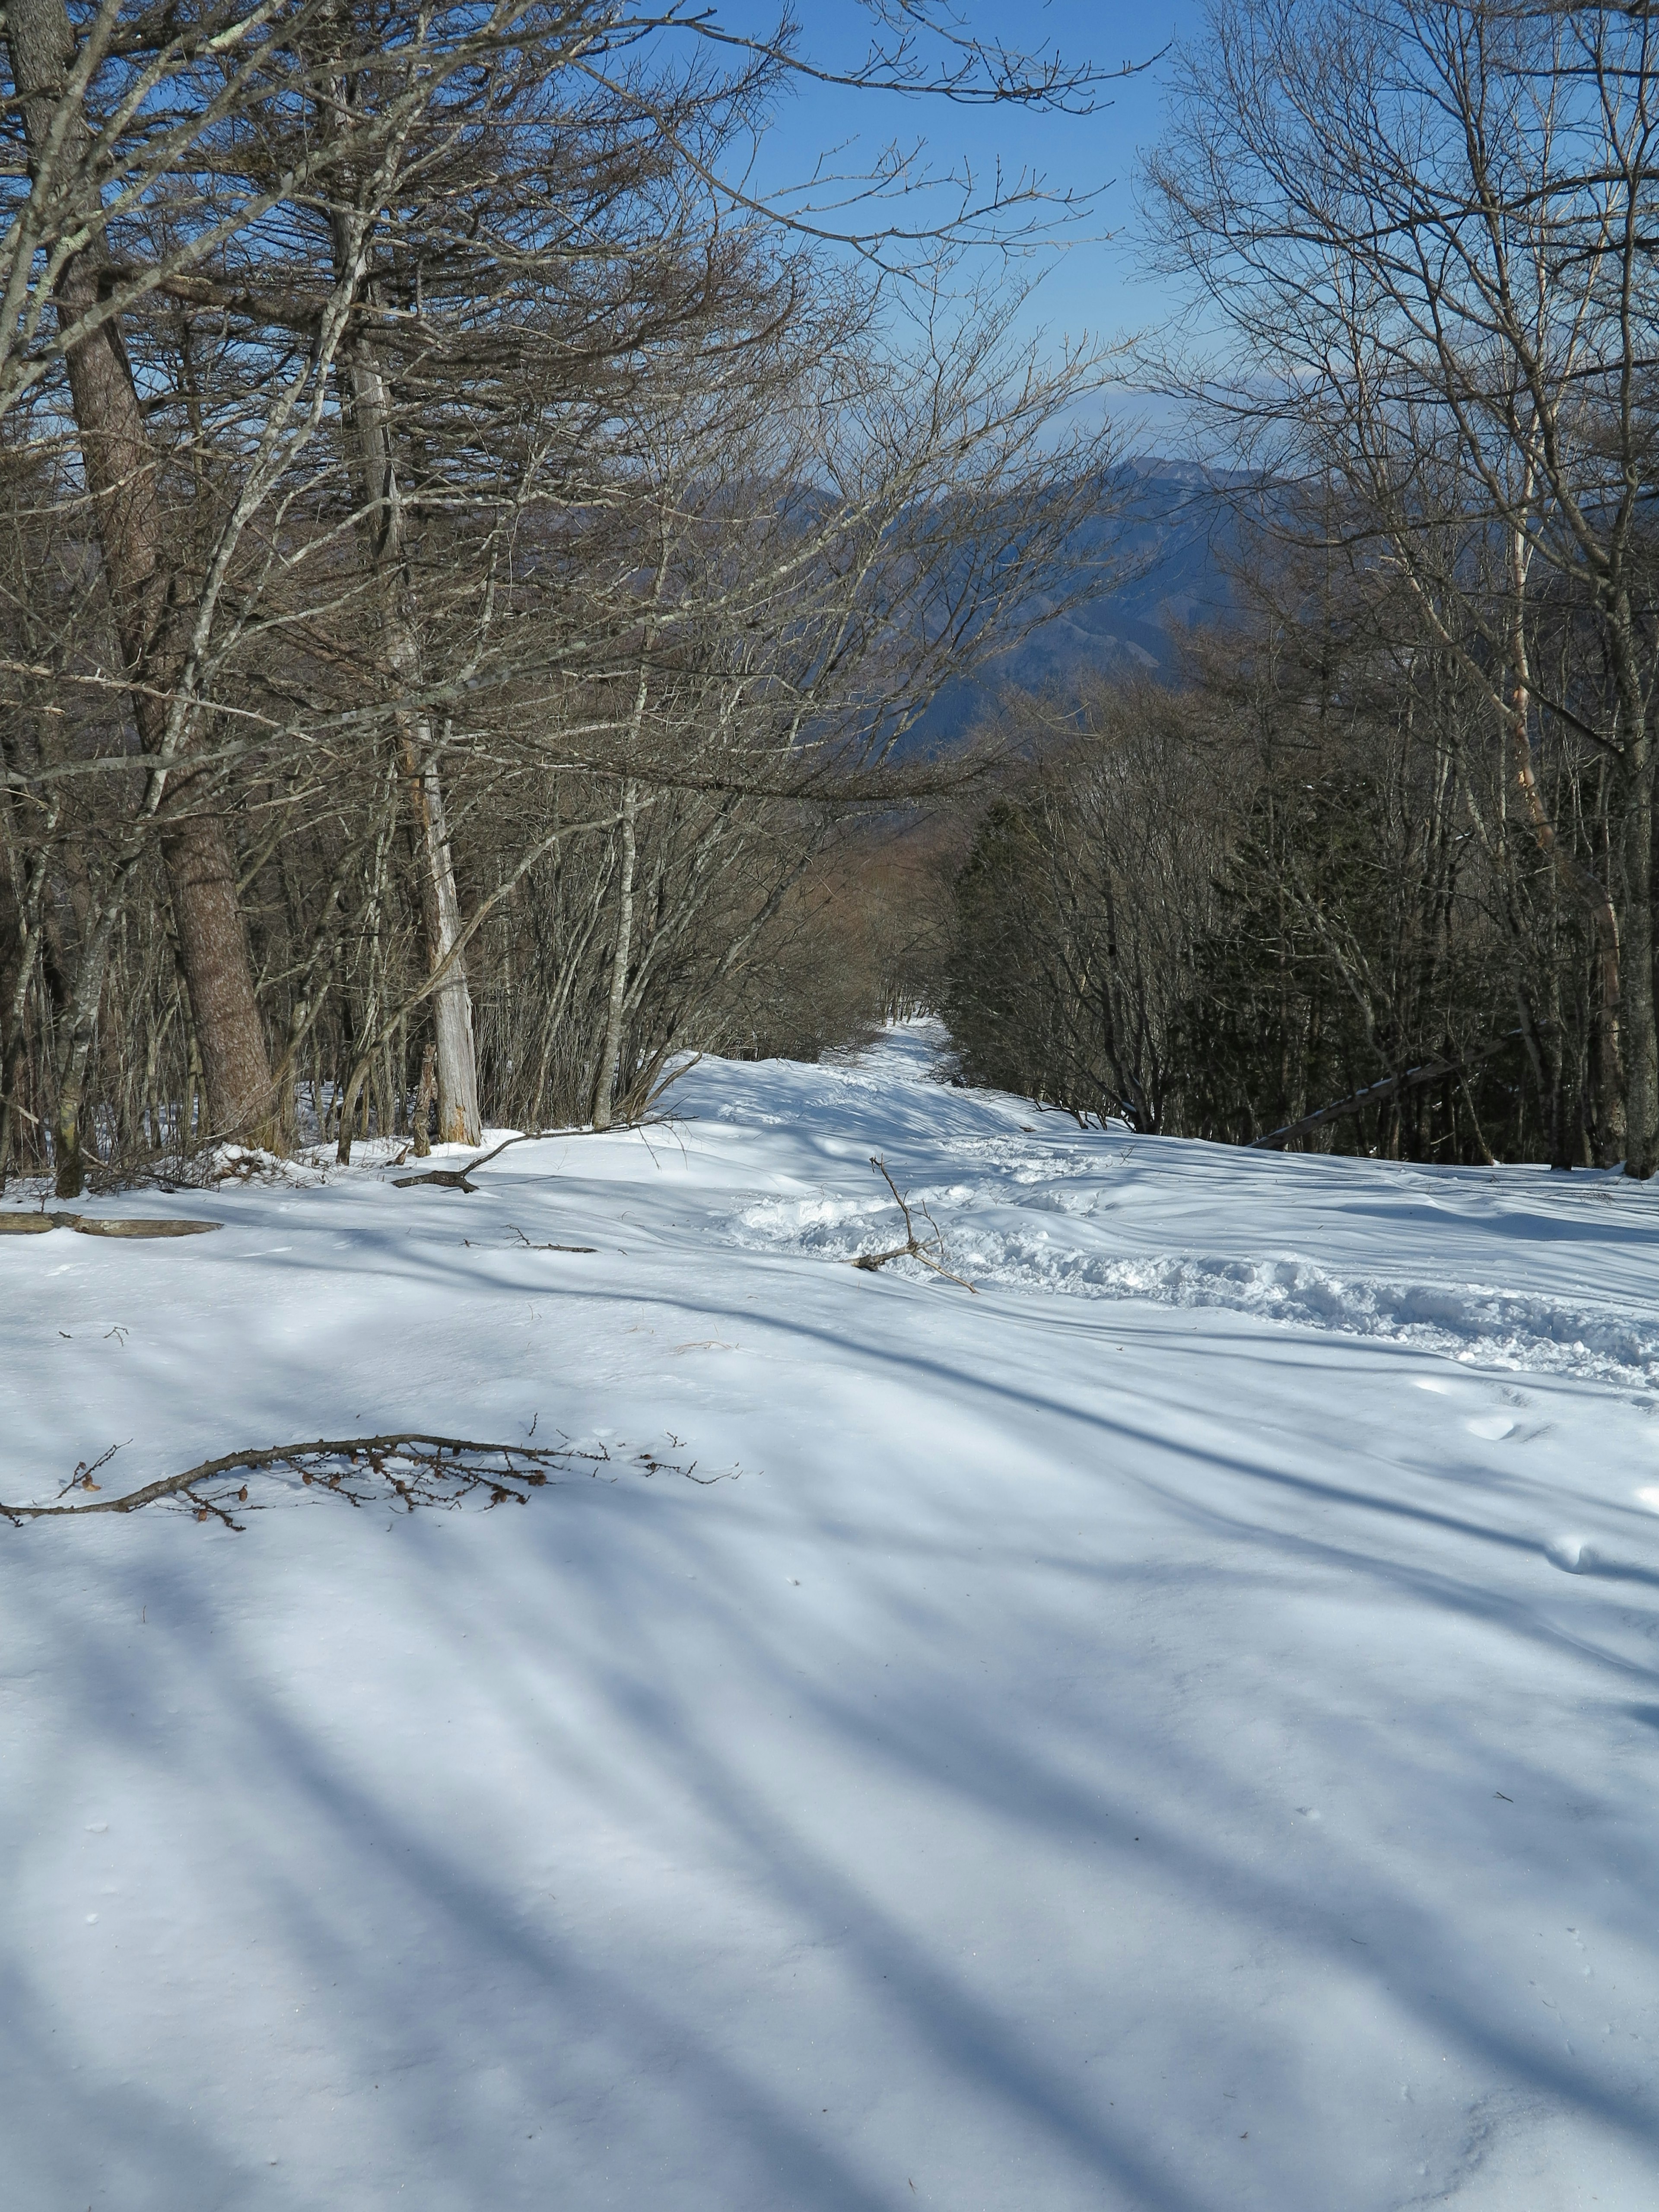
xmin=932 ymin=0 xmax=1659 ymax=1172
xmin=944 ymin=580 xmax=1618 ymax=1168
xmin=0 ymin=0 xmax=1133 ymax=1192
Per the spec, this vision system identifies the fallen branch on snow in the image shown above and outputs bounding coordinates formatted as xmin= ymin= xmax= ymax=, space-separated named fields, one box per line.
xmin=1 ymin=1429 xmax=734 ymax=1531
xmin=849 ymin=1158 xmax=976 ymax=1292
xmin=391 ymin=1119 xmax=674 ymax=1193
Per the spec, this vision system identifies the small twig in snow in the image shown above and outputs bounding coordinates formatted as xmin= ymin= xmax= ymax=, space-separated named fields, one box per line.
xmin=507 ymin=1224 xmax=596 ymax=1252
xmin=848 ymin=1157 xmax=977 ymax=1292
xmin=55 ymin=1441 xmax=124 ymax=1499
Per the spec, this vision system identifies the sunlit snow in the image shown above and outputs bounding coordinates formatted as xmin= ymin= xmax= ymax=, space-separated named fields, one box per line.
xmin=3 ymin=1022 xmax=1657 ymax=2209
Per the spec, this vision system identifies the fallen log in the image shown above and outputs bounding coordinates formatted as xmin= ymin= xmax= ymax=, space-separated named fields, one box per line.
xmin=0 ymin=1212 xmax=220 ymax=1236
xmin=1248 ymin=1032 xmax=1520 ymax=1153
xmin=390 ymin=1119 xmax=672 ymax=1194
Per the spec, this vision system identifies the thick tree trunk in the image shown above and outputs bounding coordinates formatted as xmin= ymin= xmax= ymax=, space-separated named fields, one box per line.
xmin=155 ymin=810 xmax=278 ymax=1142
xmin=7 ymin=0 xmax=275 ymax=1153
xmin=51 ymin=1039 xmax=90 ymax=1200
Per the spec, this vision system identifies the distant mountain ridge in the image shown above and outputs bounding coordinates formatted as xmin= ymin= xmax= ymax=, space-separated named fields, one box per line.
xmin=903 ymin=462 xmax=1240 ymax=751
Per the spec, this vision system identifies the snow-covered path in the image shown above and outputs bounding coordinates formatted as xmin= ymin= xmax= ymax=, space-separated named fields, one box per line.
xmin=4 ymin=1027 xmax=1659 ymax=2209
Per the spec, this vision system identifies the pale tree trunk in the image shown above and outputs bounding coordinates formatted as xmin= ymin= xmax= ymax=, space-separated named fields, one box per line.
xmin=334 ymin=290 xmax=481 ymax=1146
xmin=590 ymin=548 xmax=665 ymax=1131
xmin=399 ymin=712 xmax=481 ymax=1147
xmin=591 ymin=778 xmax=639 ymax=1129
xmin=6 ymin=0 xmax=276 ymax=1185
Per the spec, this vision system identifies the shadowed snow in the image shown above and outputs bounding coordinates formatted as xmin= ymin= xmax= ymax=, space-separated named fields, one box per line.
xmin=2 ymin=1021 xmax=1657 ymax=2211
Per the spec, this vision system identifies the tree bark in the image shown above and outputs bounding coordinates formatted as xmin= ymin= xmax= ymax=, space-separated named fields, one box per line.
xmin=400 ymin=731 xmax=480 ymax=1146
xmin=6 ymin=0 xmax=275 ymax=1169
xmin=333 ymin=295 xmax=481 ymax=1147
xmin=591 ymin=779 xmax=639 ymax=1130
xmin=1618 ymin=721 xmax=1658 ymax=1178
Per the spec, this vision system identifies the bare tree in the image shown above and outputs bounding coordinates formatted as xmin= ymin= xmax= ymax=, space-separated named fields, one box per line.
xmin=0 ymin=0 xmax=1143 ymax=1187
xmin=1144 ymin=0 xmax=1659 ymax=1173
xmin=946 ymin=679 xmax=1242 ymax=1128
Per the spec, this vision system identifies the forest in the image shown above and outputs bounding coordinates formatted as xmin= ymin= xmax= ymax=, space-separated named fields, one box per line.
xmin=947 ymin=0 xmax=1659 ymax=1174
xmin=0 ymin=0 xmax=1120 ymax=1195
xmin=3 ymin=0 xmax=1658 ymax=1187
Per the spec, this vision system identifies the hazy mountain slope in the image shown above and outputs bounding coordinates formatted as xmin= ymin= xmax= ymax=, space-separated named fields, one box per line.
xmin=902 ymin=464 xmax=1239 ymax=750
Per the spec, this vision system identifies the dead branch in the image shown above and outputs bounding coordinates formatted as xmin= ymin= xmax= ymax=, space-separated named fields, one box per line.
xmin=848 ymin=1156 xmax=976 ymax=1291
xmin=1248 ymin=1031 xmax=1523 ymax=1151
xmin=391 ymin=1120 xmax=675 ymax=1192
xmin=507 ymin=1226 xmax=597 ymax=1252
xmin=0 ymin=1429 xmax=731 ymax=1529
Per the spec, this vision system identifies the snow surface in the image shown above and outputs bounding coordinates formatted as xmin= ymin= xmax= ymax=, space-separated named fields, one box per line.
xmin=4 ymin=1021 xmax=1659 ymax=2210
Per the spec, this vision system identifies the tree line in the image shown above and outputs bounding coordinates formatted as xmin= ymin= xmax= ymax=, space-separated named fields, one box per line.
xmin=947 ymin=0 xmax=1659 ymax=1175
xmin=0 ymin=0 xmax=1126 ymax=1195
xmin=19 ymin=0 xmax=1644 ymax=1183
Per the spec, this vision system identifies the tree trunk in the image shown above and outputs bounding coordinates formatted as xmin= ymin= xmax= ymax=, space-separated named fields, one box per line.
xmin=400 ymin=731 xmax=480 ymax=1146
xmin=6 ymin=0 xmax=275 ymax=1148
xmin=1620 ymin=729 xmax=1659 ymax=1178
xmin=156 ymin=810 xmax=276 ymax=1142
xmin=412 ymin=1042 xmax=437 ymax=1157
xmin=0 ymin=795 xmax=55 ymax=1188
xmin=1503 ymin=524 xmax=1624 ymax=1165
xmin=334 ymin=301 xmax=482 ymax=1146
xmin=591 ymin=780 xmax=639 ymax=1130
xmin=46 ymin=863 xmax=134 ymax=1196
xmin=52 ymin=1038 xmax=89 ymax=1200
xmin=1600 ymin=589 xmax=1657 ymax=1178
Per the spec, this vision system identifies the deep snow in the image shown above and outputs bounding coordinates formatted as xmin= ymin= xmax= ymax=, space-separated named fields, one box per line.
xmin=3 ymin=1023 xmax=1659 ymax=2210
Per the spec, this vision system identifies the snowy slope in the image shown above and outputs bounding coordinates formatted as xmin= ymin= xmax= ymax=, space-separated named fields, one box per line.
xmin=3 ymin=1023 xmax=1659 ymax=2212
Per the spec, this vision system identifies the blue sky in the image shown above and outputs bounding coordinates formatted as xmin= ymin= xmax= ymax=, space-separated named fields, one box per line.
xmin=691 ymin=3 xmax=1207 ymax=402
